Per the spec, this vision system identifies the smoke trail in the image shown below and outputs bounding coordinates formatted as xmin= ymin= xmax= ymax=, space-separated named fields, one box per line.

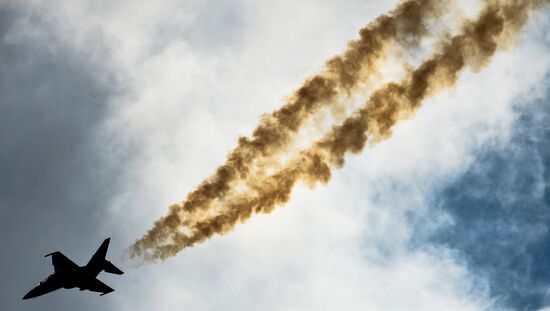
xmin=130 ymin=0 xmax=450 ymax=253
xmin=130 ymin=0 xmax=546 ymax=261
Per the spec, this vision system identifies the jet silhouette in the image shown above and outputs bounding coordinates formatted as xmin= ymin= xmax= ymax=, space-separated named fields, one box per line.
xmin=23 ymin=238 xmax=124 ymax=299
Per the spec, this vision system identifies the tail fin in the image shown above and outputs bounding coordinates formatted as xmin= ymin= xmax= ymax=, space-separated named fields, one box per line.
xmin=87 ymin=238 xmax=111 ymax=267
xmin=87 ymin=238 xmax=124 ymax=275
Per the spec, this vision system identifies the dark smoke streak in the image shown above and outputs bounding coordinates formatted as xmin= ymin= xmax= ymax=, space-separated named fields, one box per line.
xmin=131 ymin=0 xmax=449 ymax=257
xmin=130 ymin=0 xmax=546 ymax=261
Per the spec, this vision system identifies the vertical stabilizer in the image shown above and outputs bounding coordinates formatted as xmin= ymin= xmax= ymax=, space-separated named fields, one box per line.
xmin=87 ymin=238 xmax=110 ymax=267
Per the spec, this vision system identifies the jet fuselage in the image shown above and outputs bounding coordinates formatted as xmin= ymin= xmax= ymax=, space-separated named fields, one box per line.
xmin=23 ymin=238 xmax=123 ymax=300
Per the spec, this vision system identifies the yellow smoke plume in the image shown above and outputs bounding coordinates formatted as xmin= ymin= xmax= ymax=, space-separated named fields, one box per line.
xmin=130 ymin=0 xmax=547 ymax=261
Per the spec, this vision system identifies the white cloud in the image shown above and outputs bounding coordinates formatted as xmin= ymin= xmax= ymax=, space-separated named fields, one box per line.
xmin=107 ymin=2 xmax=550 ymax=311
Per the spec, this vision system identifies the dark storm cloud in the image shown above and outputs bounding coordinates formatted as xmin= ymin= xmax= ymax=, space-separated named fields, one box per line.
xmin=427 ymin=79 xmax=550 ymax=310
xmin=0 ymin=4 xmax=123 ymax=310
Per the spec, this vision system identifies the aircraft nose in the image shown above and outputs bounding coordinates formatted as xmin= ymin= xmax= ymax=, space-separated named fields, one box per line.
xmin=22 ymin=292 xmax=33 ymax=300
xmin=22 ymin=288 xmax=38 ymax=300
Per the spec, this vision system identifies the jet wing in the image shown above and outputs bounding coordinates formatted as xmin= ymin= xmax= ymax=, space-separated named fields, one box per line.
xmin=23 ymin=281 xmax=62 ymax=299
xmin=84 ymin=278 xmax=115 ymax=296
xmin=45 ymin=251 xmax=79 ymax=272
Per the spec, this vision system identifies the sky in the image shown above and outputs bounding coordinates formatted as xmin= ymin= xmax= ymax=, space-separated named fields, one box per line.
xmin=1 ymin=0 xmax=550 ymax=310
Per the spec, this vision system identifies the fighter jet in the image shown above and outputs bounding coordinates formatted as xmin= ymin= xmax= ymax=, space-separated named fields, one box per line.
xmin=23 ymin=238 xmax=124 ymax=299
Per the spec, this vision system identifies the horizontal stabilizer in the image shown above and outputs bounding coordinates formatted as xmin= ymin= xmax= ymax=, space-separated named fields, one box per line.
xmin=103 ymin=260 xmax=124 ymax=275
xmin=84 ymin=278 xmax=114 ymax=296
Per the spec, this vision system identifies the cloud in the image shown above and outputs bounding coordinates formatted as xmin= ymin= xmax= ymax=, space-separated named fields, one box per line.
xmin=98 ymin=2 xmax=550 ymax=310
xmin=3 ymin=1 xmax=550 ymax=310
xmin=102 ymin=1 xmax=550 ymax=310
